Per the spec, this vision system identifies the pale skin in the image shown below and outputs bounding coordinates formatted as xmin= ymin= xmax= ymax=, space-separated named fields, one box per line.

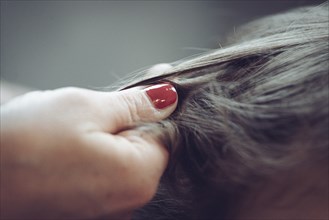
xmin=0 ymin=65 xmax=176 ymax=219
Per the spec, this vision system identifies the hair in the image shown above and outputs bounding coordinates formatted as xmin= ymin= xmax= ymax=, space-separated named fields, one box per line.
xmin=119 ymin=3 xmax=328 ymax=219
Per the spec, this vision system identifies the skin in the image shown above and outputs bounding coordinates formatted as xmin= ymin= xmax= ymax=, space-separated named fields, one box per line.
xmin=0 ymin=81 xmax=33 ymax=105
xmin=0 ymin=66 xmax=177 ymax=219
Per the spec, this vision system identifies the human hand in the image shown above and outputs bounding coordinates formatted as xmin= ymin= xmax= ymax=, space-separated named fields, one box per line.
xmin=0 ymin=80 xmax=177 ymax=219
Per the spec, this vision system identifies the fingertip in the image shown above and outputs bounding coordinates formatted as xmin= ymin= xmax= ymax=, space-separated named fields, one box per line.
xmin=106 ymin=83 xmax=177 ymax=132
xmin=143 ymin=83 xmax=178 ymax=117
xmin=147 ymin=63 xmax=173 ymax=77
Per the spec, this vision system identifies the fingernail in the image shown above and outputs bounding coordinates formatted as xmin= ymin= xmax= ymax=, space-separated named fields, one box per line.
xmin=144 ymin=83 xmax=177 ymax=110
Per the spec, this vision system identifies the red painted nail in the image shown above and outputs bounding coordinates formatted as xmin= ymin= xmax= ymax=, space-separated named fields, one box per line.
xmin=144 ymin=83 xmax=177 ymax=110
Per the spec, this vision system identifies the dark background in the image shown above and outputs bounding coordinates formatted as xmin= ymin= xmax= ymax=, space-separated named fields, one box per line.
xmin=0 ymin=0 xmax=325 ymax=90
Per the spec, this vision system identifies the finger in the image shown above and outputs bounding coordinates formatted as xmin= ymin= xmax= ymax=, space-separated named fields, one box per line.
xmin=83 ymin=129 xmax=168 ymax=213
xmin=145 ymin=63 xmax=174 ymax=78
xmin=102 ymin=83 xmax=178 ymax=133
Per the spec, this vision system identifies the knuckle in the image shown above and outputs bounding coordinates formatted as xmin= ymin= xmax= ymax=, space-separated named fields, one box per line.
xmin=54 ymin=87 xmax=91 ymax=106
xmin=137 ymin=181 xmax=158 ymax=205
xmin=127 ymin=176 xmax=158 ymax=208
xmin=119 ymin=94 xmax=141 ymax=124
xmin=117 ymin=151 xmax=158 ymax=207
xmin=130 ymin=164 xmax=159 ymax=206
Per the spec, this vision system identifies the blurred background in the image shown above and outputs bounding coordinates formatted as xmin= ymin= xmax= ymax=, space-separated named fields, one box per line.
xmin=0 ymin=0 xmax=324 ymax=90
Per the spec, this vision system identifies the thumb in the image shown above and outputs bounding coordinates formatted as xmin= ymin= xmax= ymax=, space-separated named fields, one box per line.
xmin=106 ymin=83 xmax=178 ymax=133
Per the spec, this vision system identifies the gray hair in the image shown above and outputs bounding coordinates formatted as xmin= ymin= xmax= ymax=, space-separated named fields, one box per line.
xmin=120 ymin=3 xmax=328 ymax=220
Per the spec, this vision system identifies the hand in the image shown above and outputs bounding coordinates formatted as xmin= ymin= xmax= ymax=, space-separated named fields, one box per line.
xmin=0 ymin=80 xmax=177 ymax=219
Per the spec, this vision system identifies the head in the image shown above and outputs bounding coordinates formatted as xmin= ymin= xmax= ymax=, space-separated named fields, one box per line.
xmin=120 ymin=3 xmax=328 ymax=219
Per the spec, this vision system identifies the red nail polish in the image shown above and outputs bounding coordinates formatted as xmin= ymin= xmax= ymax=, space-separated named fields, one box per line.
xmin=145 ymin=83 xmax=177 ymax=109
